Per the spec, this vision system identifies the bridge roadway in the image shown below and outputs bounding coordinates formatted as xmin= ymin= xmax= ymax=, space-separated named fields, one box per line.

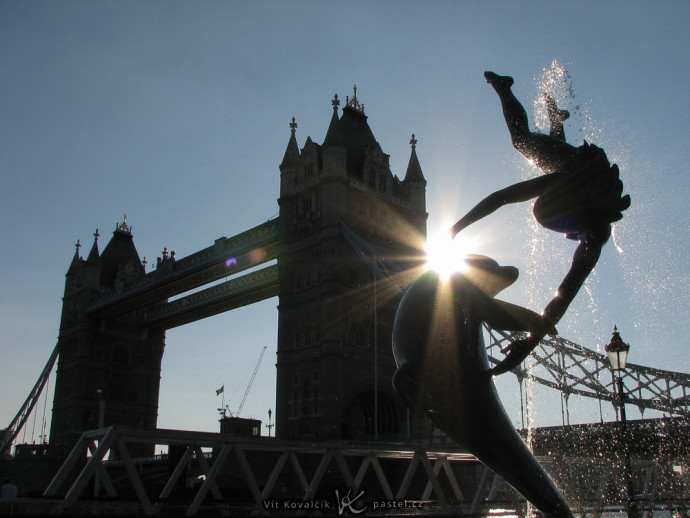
xmin=87 ymin=218 xmax=280 ymax=328
xmin=5 ymin=418 xmax=684 ymax=516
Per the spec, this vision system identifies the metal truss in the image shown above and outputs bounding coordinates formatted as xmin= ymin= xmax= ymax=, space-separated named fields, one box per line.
xmin=37 ymin=425 xmax=690 ymax=516
xmin=43 ymin=425 xmax=485 ymax=516
xmin=485 ymin=326 xmax=690 ymax=418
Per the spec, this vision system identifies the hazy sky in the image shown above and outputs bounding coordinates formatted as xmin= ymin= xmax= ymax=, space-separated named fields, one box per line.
xmin=1 ymin=1 xmax=688 ymax=441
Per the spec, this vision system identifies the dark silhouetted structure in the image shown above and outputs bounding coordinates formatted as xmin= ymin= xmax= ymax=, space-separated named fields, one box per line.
xmin=50 ymin=221 xmax=165 ymax=459
xmin=276 ymin=88 xmax=427 ymax=440
xmin=47 ymin=89 xmax=427 ymax=458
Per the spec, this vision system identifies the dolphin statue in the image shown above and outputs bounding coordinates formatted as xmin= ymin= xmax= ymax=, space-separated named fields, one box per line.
xmin=392 ymin=255 xmax=573 ymax=517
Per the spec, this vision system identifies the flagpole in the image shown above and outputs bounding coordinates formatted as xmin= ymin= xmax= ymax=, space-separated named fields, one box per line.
xmin=216 ymin=384 xmax=226 ymax=417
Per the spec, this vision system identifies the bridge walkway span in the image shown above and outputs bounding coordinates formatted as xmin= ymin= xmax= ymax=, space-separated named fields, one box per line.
xmin=37 ymin=424 xmax=689 ymax=516
xmin=87 ymin=218 xmax=280 ymax=319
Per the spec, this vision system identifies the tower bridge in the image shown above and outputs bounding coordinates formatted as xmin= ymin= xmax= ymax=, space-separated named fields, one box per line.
xmin=1 ymin=88 xmax=689 ymax=514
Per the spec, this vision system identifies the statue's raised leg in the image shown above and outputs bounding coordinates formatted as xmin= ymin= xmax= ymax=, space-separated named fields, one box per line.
xmin=484 ymin=72 xmax=530 ymax=146
xmin=485 ymin=71 xmax=576 ymax=173
xmin=545 ymin=94 xmax=569 ymax=142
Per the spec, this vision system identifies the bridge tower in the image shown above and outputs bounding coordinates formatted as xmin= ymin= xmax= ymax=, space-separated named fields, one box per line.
xmin=49 ymin=218 xmax=165 ymax=459
xmin=276 ymin=89 xmax=427 ymax=441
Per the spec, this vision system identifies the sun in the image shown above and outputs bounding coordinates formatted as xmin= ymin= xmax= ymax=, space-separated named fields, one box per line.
xmin=424 ymin=229 xmax=476 ymax=280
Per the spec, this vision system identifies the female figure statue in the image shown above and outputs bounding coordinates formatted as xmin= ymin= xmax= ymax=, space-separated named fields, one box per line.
xmin=451 ymin=72 xmax=630 ymax=376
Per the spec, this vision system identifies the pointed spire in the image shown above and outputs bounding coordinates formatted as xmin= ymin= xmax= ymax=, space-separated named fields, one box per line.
xmin=86 ymin=229 xmax=100 ymax=265
xmin=280 ymin=117 xmax=301 ymax=169
xmin=99 ymin=218 xmax=144 ymax=287
xmin=404 ymin=133 xmax=426 ymax=184
xmin=68 ymin=239 xmax=82 ymax=272
xmin=323 ymin=94 xmax=345 ymax=148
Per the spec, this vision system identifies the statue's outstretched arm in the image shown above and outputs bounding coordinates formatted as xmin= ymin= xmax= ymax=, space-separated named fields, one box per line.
xmin=542 ymin=229 xmax=609 ymax=328
xmin=482 ymin=298 xmax=556 ymax=336
xmin=450 ymin=174 xmax=560 ymax=237
xmin=476 ymin=296 xmax=556 ymax=378
xmin=487 ymin=230 xmax=611 ymax=378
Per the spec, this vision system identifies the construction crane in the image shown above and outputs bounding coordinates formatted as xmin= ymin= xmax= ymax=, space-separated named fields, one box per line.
xmin=236 ymin=346 xmax=267 ymax=417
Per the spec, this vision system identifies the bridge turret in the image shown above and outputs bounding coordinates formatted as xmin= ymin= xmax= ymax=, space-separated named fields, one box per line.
xmin=402 ymin=134 xmax=427 ymax=231
xmin=279 ymin=117 xmax=301 ymax=197
xmin=99 ymin=215 xmax=145 ymax=289
xmin=82 ymin=229 xmax=101 ymax=290
xmin=322 ymin=94 xmax=347 ymax=177
xmin=50 ymin=215 xmax=164 ymax=461
xmin=276 ymin=88 xmax=428 ymax=442
xmin=66 ymin=239 xmax=82 ymax=276
xmin=85 ymin=230 xmax=100 ymax=265
xmin=60 ymin=233 xmax=100 ymax=324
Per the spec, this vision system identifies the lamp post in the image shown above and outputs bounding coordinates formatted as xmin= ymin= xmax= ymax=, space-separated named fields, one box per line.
xmin=605 ymin=326 xmax=638 ymax=517
xmin=266 ymin=409 xmax=274 ymax=437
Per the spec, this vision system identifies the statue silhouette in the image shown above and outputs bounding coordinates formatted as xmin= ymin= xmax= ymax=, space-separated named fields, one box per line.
xmin=451 ymin=71 xmax=631 ymax=376
xmin=392 ymin=258 xmax=572 ymax=516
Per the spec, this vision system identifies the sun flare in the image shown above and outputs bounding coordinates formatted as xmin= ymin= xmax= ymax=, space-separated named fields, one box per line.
xmin=425 ymin=230 xmax=476 ymax=280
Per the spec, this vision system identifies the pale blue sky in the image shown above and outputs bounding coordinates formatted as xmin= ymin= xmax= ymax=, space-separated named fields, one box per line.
xmin=1 ymin=1 xmax=688 ymax=439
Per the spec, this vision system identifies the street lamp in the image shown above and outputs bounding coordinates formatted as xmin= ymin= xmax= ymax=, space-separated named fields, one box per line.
xmin=266 ymin=409 xmax=274 ymax=437
xmin=605 ymin=325 xmax=638 ymax=517
xmin=605 ymin=326 xmax=629 ymax=372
